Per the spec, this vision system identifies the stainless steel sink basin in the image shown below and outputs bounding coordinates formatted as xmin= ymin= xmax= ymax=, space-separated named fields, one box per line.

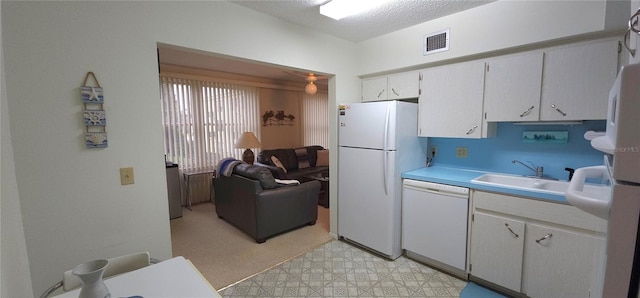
xmin=471 ymin=173 xmax=606 ymax=196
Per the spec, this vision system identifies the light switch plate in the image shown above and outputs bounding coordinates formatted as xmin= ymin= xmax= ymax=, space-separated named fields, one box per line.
xmin=120 ymin=167 xmax=134 ymax=185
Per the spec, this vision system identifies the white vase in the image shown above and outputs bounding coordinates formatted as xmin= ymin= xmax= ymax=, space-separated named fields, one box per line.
xmin=72 ymin=259 xmax=111 ymax=298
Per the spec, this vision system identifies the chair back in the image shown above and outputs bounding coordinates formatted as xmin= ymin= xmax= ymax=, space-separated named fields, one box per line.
xmin=40 ymin=252 xmax=153 ymax=297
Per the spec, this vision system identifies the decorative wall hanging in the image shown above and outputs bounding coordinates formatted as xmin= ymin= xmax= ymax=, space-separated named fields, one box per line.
xmin=83 ymin=110 xmax=107 ymax=126
xmin=81 ymin=71 xmax=108 ymax=148
xmin=523 ymin=131 xmax=568 ymax=144
xmin=262 ymin=110 xmax=296 ymax=126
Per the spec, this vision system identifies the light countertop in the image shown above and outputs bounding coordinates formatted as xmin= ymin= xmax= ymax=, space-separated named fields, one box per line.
xmin=402 ymin=166 xmax=569 ymax=204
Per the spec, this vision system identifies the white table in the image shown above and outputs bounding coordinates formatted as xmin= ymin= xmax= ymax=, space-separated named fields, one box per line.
xmin=54 ymin=256 xmax=221 ymax=297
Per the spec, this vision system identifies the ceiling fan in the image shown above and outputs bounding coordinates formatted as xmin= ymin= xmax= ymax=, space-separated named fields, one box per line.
xmin=285 ymin=71 xmax=329 ymax=94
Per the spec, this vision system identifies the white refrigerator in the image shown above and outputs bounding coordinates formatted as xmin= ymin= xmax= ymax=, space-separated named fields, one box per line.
xmin=338 ymin=100 xmax=425 ymax=259
xmin=567 ymin=63 xmax=640 ymax=297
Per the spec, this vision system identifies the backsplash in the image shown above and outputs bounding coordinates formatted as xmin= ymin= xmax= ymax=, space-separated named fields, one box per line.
xmin=427 ymin=121 xmax=607 ymax=181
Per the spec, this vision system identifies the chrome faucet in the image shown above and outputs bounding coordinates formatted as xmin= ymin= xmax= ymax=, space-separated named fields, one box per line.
xmin=512 ymin=160 xmax=544 ymax=178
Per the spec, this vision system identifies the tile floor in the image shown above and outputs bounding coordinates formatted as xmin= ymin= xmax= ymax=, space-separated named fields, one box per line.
xmin=219 ymin=240 xmax=467 ymax=297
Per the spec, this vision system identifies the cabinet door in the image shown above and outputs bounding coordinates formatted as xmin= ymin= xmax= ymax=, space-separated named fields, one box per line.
xmin=362 ymin=76 xmax=388 ymax=102
xmin=388 ymin=71 xmax=420 ymax=100
xmin=419 ymin=61 xmax=485 ymax=138
xmin=540 ymin=39 xmax=619 ymax=121
xmin=522 ymin=223 xmax=605 ymax=298
xmin=470 ymin=212 xmax=525 ymax=292
xmin=483 ymin=51 xmax=543 ymax=121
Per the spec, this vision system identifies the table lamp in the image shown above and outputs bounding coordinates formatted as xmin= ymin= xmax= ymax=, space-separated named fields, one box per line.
xmin=234 ymin=132 xmax=262 ymax=164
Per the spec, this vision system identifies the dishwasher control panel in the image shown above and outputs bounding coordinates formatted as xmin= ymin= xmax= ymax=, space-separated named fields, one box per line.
xmin=403 ymin=179 xmax=469 ymax=195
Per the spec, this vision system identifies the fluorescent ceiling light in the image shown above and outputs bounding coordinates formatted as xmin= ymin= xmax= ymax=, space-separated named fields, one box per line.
xmin=320 ymin=0 xmax=390 ymax=20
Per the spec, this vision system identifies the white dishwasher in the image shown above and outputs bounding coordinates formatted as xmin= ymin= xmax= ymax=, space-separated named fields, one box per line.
xmin=402 ymin=179 xmax=469 ymax=278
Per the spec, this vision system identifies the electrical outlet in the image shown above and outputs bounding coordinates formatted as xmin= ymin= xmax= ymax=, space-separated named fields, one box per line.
xmin=431 ymin=146 xmax=437 ymax=156
xmin=456 ymin=147 xmax=468 ymax=158
xmin=120 ymin=167 xmax=134 ymax=185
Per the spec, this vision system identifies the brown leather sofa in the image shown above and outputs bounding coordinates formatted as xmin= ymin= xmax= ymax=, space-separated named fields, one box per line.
xmin=256 ymin=145 xmax=328 ymax=182
xmin=213 ymin=163 xmax=320 ymax=243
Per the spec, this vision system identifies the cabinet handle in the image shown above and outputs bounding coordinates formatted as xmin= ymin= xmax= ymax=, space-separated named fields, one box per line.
xmin=378 ymin=89 xmax=385 ymax=98
xmin=551 ymin=104 xmax=567 ymax=116
xmin=631 ymin=8 xmax=640 ymax=34
xmin=624 ymin=29 xmax=636 ymax=57
xmin=519 ymin=106 xmax=535 ymax=117
xmin=535 ymin=233 xmax=553 ymax=244
xmin=624 ymin=11 xmax=639 ymax=57
xmin=504 ymin=223 xmax=519 ymax=238
xmin=391 ymin=88 xmax=399 ymax=96
xmin=466 ymin=125 xmax=478 ymax=135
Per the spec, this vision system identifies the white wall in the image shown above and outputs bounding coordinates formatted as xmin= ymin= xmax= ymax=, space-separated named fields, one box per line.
xmin=356 ymin=0 xmax=629 ymax=76
xmin=1 ymin=1 xmax=359 ymax=295
xmin=259 ymin=88 xmax=302 ymax=149
xmin=1 ymin=1 xmax=33 ymax=296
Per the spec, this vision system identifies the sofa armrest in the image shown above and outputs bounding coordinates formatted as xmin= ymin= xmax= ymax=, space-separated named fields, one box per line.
xmin=213 ymin=175 xmax=262 ymax=236
xmin=254 ymin=162 xmax=287 ymax=179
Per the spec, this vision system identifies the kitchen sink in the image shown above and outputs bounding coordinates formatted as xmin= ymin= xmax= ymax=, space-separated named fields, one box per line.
xmin=471 ymin=173 xmax=607 ymax=196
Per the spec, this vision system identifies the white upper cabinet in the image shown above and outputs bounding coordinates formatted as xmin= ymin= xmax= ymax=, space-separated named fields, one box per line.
xmin=483 ymin=51 xmax=544 ymax=122
xmin=483 ymin=37 xmax=619 ymax=122
xmin=362 ymin=71 xmax=420 ymax=102
xmin=362 ymin=76 xmax=388 ymax=102
xmin=419 ymin=60 xmax=485 ymax=138
xmin=387 ymin=71 xmax=420 ymax=100
xmin=540 ymin=39 xmax=619 ymax=121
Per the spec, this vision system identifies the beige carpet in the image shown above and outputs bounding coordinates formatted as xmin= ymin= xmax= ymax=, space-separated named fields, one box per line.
xmin=170 ymin=203 xmax=333 ymax=290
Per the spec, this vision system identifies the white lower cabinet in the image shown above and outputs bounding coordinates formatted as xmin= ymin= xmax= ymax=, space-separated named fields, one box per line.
xmin=470 ymin=212 xmax=524 ymax=292
xmin=522 ymin=223 xmax=604 ymax=298
xmin=469 ymin=190 xmax=607 ymax=298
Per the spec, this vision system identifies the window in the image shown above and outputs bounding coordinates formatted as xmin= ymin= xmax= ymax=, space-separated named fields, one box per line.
xmin=301 ymin=92 xmax=329 ymax=148
xmin=160 ymin=76 xmax=260 ymax=174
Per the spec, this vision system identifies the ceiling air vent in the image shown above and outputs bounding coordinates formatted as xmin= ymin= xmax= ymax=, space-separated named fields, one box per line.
xmin=423 ymin=29 xmax=449 ymax=55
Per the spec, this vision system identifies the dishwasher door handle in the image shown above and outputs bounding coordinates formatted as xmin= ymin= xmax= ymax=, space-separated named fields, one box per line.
xmin=403 ymin=186 xmax=469 ymax=199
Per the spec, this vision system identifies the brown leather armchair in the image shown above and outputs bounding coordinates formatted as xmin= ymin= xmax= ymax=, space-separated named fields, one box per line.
xmin=213 ymin=163 xmax=320 ymax=243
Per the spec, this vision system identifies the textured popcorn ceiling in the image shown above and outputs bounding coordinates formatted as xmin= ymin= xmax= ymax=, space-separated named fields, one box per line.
xmin=229 ymin=0 xmax=494 ymax=42
xmin=160 ymin=0 xmax=496 ymax=84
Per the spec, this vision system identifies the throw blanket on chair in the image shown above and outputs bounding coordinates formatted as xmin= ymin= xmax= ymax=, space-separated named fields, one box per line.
xmin=216 ymin=158 xmax=243 ymax=177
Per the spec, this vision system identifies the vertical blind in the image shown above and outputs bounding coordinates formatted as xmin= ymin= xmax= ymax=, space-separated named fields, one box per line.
xmin=160 ymin=76 xmax=260 ymax=175
xmin=301 ymin=92 xmax=329 ymax=148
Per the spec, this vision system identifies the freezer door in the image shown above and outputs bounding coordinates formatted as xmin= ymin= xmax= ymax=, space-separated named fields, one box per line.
xmin=339 ymin=101 xmax=397 ymax=150
xmin=338 ymin=146 xmax=400 ymax=258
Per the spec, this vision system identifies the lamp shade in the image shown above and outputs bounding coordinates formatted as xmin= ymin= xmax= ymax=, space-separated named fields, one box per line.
xmin=234 ymin=132 xmax=262 ymax=149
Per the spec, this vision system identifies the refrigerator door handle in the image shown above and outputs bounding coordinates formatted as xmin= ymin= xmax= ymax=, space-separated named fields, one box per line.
xmin=383 ymin=151 xmax=388 ymax=195
xmin=383 ymin=104 xmax=390 ymax=151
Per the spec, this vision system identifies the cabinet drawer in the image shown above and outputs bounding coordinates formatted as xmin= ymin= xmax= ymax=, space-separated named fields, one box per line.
xmin=472 ymin=190 xmax=607 ymax=233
